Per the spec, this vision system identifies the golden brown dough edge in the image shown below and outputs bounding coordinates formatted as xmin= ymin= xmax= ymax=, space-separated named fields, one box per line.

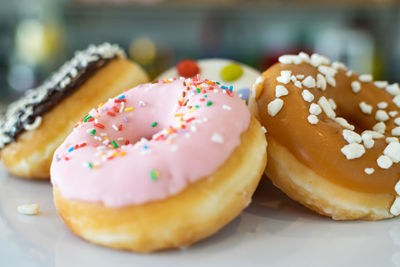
xmin=1 ymin=58 xmax=149 ymax=179
xmin=249 ymin=73 xmax=395 ymax=221
xmin=53 ymin=117 xmax=267 ymax=253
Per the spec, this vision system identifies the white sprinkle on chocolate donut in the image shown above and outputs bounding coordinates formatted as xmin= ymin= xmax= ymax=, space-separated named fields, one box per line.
xmin=309 ymin=103 xmax=322 ymax=115
xmin=351 ymin=81 xmax=361 ymax=93
xmin=267 ymin=99 xmax=284 ymax=117
xmin=342 ymin=129 xmax=362 ymax=144
xmin=341 ymin=143 xmax=365 ymax=160
xmin=359 ymin=74 xmax=373 ymax=82
xmin=302 ymin=90 xmax=314 ymax=102
xmin=275 ymin=85 xmax=289 ymax=98
xmin=316 ymin=74 xmax=327 ymax=91
xmin=307 ymin=115 xmax=318 ymax=125
xmin=302 ymin=76 xmax=316 ymax=88
xmin=377 ymin=155 xmax=393 ymax=169
xmin=364 ymin=168 xmax=374 ymax=175
xmin=359 ymin=102 xmax=373 ymax=115
xmin=318 ymin=96 xmax=336 ymax=119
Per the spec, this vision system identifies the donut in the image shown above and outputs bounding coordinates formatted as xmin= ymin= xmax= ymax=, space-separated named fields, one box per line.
xmin=51 ymin=77 xmax=267 ymax=252
xmin=156 ymin=58 xmax=260 ymax=105
xmin=0 ymin=43 xmax=149 ymax=179
xmin=249 ymin=52 xmax=400 ymax=220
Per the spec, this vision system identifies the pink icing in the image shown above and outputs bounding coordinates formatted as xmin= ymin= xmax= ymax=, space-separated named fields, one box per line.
xmin=50 ymin=77 xmax=250 ymax=207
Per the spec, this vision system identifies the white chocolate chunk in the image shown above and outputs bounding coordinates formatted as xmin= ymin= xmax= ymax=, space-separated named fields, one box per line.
xmin=377 ymin=155 xmax=393 ymax=169
xmin=318 ymin=65 xmax=337 ymax=77
xmin=279 ymin=55 xmax=302 ymax=64
xmin=375 ymin=110 xmax=389 ymax=122
xmin=387 ymin=137 xmax=399 ymax=143
xmin=351 ymin=81 xmax=361 ymax=93
xmin=316 ymin=74 xmax=327 ymax=91
xmin=335 ymin=117 xmax=355 ymax=130
xmin=302 ymin=76 xmax=316 ymax=88
xmin=372 ymin=122 xmax=386 ymax=134
xmin=390 ymin=196 xmax=400 ymax=216
xmin=395 ymin=118 xmax=400 ymax=126
xmin=275 ymin=85 xmax=289 ymax=98
xmin=374 ymin=81 xmax=388 ymax=88
xmin=296 ymin=74 xmax=305 ymax=80
xmin=307 ymin=115 xmax=318 ymax=125
xmin=359 ymin=74 xmax=373 ymax=82
xmin=17 ymin=204 xmax=40 ymax=215
xmin=267 ymin=99 xmax=284 ymax=117
xmin=393 ymin=95 xmax=400 ymax=108
xmin=332 ymin=61 xmax=346 ymax=70
xmin=342 ymin=129 xmax=362 ymax=144
xmin=384 ymin=142 xmax=400 ymax=163
xmin=276 ymin=70 xmax=292 ymax=84
xmin=325 ymin=75 xmax=336 ymax=87
xmin=362 ymin=133 xmax=374 ymax=149
xmin=341 ymin=143 xmax=365 ymax=160
xmin=346 ymin=70 xmax=353 ymax=77
xmin=310 ymin=53 xmax=330 ymax=67
xmin=309 ymin=103 xmax=322 ymax=115
xmin=318 ymin=96 xmax=336 ymax=119
xmin=302 ymin=90 xmax=314 ymax=102
xmin=359 ymin=101 xmax=373 ymax=115
xmin=328 ymin=98 xmax=337 ymax=110
xmin=298 ymin=52 xmax=310 ymax=63
xmin=396 ymin=181 xmax=400 ymax=195
xmin=389 ymin=111 xmax=398 ymax=117
xmin=386 ymin=83 xmax=400 ymax=96
xmin=377 ymin=101 xmax=388 ymax=109
xmin=364 ymin=168 xmax=375 ymax=175
xmin=393 ymin=127 xmax=400 ymax=136
xmin=294 ymin=81 xmax=302 ymax=88
xmin=362 ymin=130 xmax=384 ymax=139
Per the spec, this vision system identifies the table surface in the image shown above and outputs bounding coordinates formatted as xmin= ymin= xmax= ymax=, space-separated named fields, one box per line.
xmin=0 ymin=165 xmax=400 ymax=267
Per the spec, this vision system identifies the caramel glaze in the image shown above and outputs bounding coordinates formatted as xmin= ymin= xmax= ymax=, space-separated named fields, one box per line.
xmin=256 ymin=63 xmax=400 ymax=195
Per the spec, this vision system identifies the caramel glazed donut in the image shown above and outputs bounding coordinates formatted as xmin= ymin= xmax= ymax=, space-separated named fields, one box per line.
xmin=51 ymin=77 xmax=267 ymax=252
xmin=0 ymin=43 xmax=149 ymax=179
xmin=250 ymin=52 xmax=400 ymax=220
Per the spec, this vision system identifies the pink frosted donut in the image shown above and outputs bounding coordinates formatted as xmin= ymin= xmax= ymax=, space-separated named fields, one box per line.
xmin=51 ymin=76 xmax=267 ymax=252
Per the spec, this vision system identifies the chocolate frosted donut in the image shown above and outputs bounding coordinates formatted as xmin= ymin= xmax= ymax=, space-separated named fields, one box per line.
xmin=0 ymin=43 xmax=149 ymax=179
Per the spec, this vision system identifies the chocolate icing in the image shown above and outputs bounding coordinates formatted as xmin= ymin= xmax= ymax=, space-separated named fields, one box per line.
xmin=0 ymin=43 xmax=126 ymax=149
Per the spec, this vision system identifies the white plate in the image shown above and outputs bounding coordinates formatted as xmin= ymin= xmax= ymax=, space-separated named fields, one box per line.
xmin=0 ymin=164 xmax=399 ymax=267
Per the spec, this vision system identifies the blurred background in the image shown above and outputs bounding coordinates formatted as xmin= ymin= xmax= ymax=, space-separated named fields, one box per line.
xmin=0 ymin=0 xmax=400 ymax=109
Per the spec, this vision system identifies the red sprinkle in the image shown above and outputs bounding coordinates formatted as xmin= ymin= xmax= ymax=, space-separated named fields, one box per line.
xmin=65 ymin=157 xmax=70 ymax=161
xmin=79 ymin=143 xmax=87 ymax=148
xmin=186 ymin=117 xmax=195 ymax=123
xmin=94 ymin=123 xmax=105 ymax=129
xmin=125 ymin=140 xmax=130 ymax=145
xmin=107 ymin=112 xmax=116 ymax=117
xmin=114 ymin=99 xmax=126 ymax=103
xmin=118 ymin=124 xmax=123 ymax=131
xmin=113 ymin=106 xmax=119 ymax=113
xmin=176 ymin=59 xmax=200 ymax=78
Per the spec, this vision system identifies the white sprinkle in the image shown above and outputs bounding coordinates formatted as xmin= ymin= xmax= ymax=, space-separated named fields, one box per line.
xmin=362 ymin=133 xmax=374 ymax=149
xmin=261 ymin=126 xmax=267 ymax=133
xmin=267 ymin=99 xmax=284 ymax=117
xmin=373 ymin=122 xmax=386 ymax=134
xmin=310 ymin=53 xmax=330 ymax=67
xmin=387 ymin=137 xmax=399 ymax=143
xmin=100 ymin=133 xmax=107 ymax=137
xmin=390 ymin=196 xmax=400 ymax=216
xmin=211 ymin=133 xmax=224 ymax=144
xmin=364 ymin=168 xmax=375 ymax=175
xmin=359 ymin=74 xmax=373 ymax=82
xmin=307 ymin=115 xmax=318 ymax=125
xmin=389 ymin=111 xmax=398 ymax=117
xmin=351 ymin=81 xmax=361 ymax=93
xmin=117 ymin=137 xmax=124 ymax=141
xmin=302 ymin=90 xmax=314 ymax=102
xmin=316 ymin=74 xmax=327 ymax=91
xmin=318 ymin=96 xmax=336 ymax=119
xmin=393 ymin=95 xmax=400 ymax=108
xmin=362 ymin=130 xmax=384 ymax=139
xmin=325 ymin=75 xmax=336 ymax=87
xmin=342 ymin=129 xmax=362 ymax=144
xmin=290 ymin=75 xmax=297 ymax=83
xmin=298 ymin=52 xmax=310 ymax=63
xmin=318 ymin=65 xmax=337 ymax=77
xmin=386 ymin=83 xmax=400 ymax=96
xmin=309 ymin=103 xmax=322 ymax=115
xmin=276 ymin=70 xmax=292 ymax=84
xmin=375 ymin=81 xmax=388 ymax=88
xmin=139 ymin=100 xmax=146 ymax=107
xmin=275 ymin=85 xmax=289 ymax=98
xmin=294 ymin=81 xmax=302 ymax=88
xmin=384 ymin=142 xmax=400 ymax=163
xmin=17 ymin=204 xmax=40 ymax=215
xmin=332 ymin=61 xmax=346 ymax=70
xmin=302 ymin=76 xmax=316 ymax=88
xmin=396 ymin=181 xmax=400 ymax=195
xmin=346 ymin=70 xmax=353 ymax=77
xmin=296 ymin=74 xmax=305 ymax=80
xmin=328 ymin=98 xmax=337 ymax=110
xmin=359 ymin=101 xmax=373 ymax=115
xmin=395 ymin=118 xmax=400 ymax=126
xmin=279 ymin=55 xmax=302 ymax=64
xmin=335 ymin=117 xmax=355 ymax=130
xmin=341 ymin=143 xmax=365 ymax=160
xmin=112 ymin=124 xmax=119 ymax=131
xmin=377 ymin=101 xmax=388 ymax=109
xmin=375 ymin=110 xmax=389 ymax=122
xmin=222 ymin=104 xmax=232 ymax=110
xmin=377 ymin=155 xmax=393 ymax=169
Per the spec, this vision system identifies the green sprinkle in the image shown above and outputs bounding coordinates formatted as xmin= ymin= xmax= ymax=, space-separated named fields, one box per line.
xmin=112 ymin=140 xmax=119 ymax=148
xmin=152 ymin=122 xmax=158 ymax=127
xmin=216 ymin=81 xmax=220 ymax=84
xmin=195 ymin=105 xmax=199 ymax=108
xmin=150 ymin=170 xmax=158 ymax=181
xmin=206 ymin=101 xmax=213 ymax=106
xmin=88 ymin=162 xmax=93 ymax=169
xmin=196 ymin=88 xmax=201 ymax=93
xmin=204 ymin=94 xmax=208 ymax=98
xmin=90 ymin=129 xmax=96 ymax=136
